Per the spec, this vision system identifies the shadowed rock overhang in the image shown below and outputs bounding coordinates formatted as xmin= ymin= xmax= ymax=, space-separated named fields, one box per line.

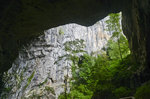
xmin=0 ymin=0 xmax=150 ymax=77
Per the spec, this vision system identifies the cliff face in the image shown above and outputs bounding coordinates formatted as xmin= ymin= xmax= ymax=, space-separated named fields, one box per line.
xmin=0 ymin=0 xmax=126 ymax=73
xmin=1 ymin=20 xmax=110 ymax=99
xmin=0 ymin=0 xmax=149 ymax=77
xmin=0 ymin=0 xmax=150 ymax=96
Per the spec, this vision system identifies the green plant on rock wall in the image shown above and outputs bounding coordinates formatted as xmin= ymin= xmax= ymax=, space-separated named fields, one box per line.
xmin=0 ymin=65 xmax=29 ymax=98
xmin=59 ymin=28 xmax=64 ymax=35
xmin=37 ymin=78 xmax=48 ymax=87
xmin=45 ymin=86 xmax=55 ymax=95
xmin=55 ymin=39 xmax=86 ymax=65
xmin=57 ymin=39 xmax=86 ymax=99
xmin=23 ymin=71 xmax=35 ymax=90
xmin=22 ymin=86 xmax=55 ymax=99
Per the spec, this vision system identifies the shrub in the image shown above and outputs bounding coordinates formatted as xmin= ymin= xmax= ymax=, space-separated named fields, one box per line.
xmin=113 ymin=87 xmax=131 ymax=98
xmin=135 ymin=81 xmax=150 ymax=99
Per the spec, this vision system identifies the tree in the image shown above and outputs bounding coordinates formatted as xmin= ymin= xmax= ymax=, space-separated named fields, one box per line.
xmin=105 ymin=13 xmax=130 ymax=61
xmin=57 ymin=39 xmax=86 ymax=99
xmin=59 ymin=13 xmax=134 ymax=99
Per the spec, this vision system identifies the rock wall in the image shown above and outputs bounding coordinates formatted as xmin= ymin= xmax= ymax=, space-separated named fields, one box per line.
xmin=0 ymin=19 xmax=110 ymax=99
xmin=1 ymin=0 xmax=150 ymax=97
xmin=122 ymin=0 xmax=150 ymax=82
xmin=0 ymin=0 xmax=126 ymax=73
xmin=1 ymin=0 xmax=149 ymax=76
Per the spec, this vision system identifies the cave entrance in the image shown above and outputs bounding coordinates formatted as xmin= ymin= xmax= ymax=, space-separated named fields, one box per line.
xmin=1 ymin=12 xmax=135 ymax=99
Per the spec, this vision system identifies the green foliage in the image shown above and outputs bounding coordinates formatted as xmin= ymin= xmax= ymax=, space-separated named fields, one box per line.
xmin=59 ymin=89 xmax=92 ymax=99
xmin=105 ymin=13 xmax=121 ymax=33
xmin=106 ymin=13 xmax=130 ymax=61
xmin=45 ymin=86 xmax=55 ymax=95
xmin=68 ymin=54 xmax=136 ymax=99
xmin=64 ymin=39 xmax=85 ymax=53
xmin=59 ymin=28 xmax=64 ymax=35
xmin=57 ymin=39 xmax=87 ymax=99
xmin=134 ymin=81 xmax=150 ymax=99
xmin=65 ymin=54 xmax=112 ymax=98
xmin=38 ymin=78 xmax=48 ymax=87
xmin=58 ymin=13 xmax=140 ymax=99
xmin=112 ymin=87 xmax=132 ymax=98
xmin=107 ymin=34 xmax=130 ymax=60
xmin=24 ymin=71 xmax=35 ymax=90
xmin=55 ymin=39 xmax=86 ymax=65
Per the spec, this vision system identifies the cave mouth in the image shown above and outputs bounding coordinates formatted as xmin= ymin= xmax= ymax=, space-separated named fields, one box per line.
xmin=0 ymin=12 xmax=138 ymax=99
xmin=0 ymin=0 xmax=150 ymax=98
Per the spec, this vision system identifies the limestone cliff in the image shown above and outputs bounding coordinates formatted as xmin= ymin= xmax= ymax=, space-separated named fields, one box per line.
xmin=0 ymin=0 xmax=126 ymax=73
xmin=1 ymin=0 xmax=150 ymax=83
xmin=0 ymin=19 xmax=110 ymax=99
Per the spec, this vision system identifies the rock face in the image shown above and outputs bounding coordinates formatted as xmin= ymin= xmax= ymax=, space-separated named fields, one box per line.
xmin=122 ymin=0 xmax=150 ymax=82
xmin=0 ymin=0 xmax=150 ymax=95
xmin=0 ymin=0 xmax=126 ymax=73
xmin=0 ymin=20 xmax=110 ymax=99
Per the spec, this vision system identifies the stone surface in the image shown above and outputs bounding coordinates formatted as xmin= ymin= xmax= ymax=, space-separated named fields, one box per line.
xmin=0 ymin=0 xmax=126 ymax=73
xmin=122 ymin=0 xmax=150 ymax=82
xmin=0 ymin=20 xmax=110 ymax=99
xmin=0 ymin=0 xmax=150 ymax=95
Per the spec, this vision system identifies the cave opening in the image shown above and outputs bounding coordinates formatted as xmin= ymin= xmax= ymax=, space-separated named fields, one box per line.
xmin=0 ymin=0 xmax=150 ymax=98
xmin=0 ymin=12 xmax=141 ymax=99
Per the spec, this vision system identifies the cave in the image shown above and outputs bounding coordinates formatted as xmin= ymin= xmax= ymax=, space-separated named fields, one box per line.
xmin=0 ymin=0 xmax=150 ymax=98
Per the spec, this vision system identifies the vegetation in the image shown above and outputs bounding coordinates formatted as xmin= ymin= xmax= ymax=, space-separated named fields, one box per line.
xmin=105 ymin=13 xmax=130 ymax=61
xmin=1 ymin=13 xmax=148 ymax=99
xmin=45 ymin=86 xmax=55 ymax=95
xmin=57 ymin=39 xmax=86 ymax=99
xmin=38 ymin=78 xmax=48 ymax=87
xmin=58 ymin=13 xmax=143 ymax=99
xmin=134 ymin=81 xmax=150 ymax=99
xmin=59 ymin=28 xmax=64 ymax=35
xmin=24 ymin=71 xmax=35 ymax=90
